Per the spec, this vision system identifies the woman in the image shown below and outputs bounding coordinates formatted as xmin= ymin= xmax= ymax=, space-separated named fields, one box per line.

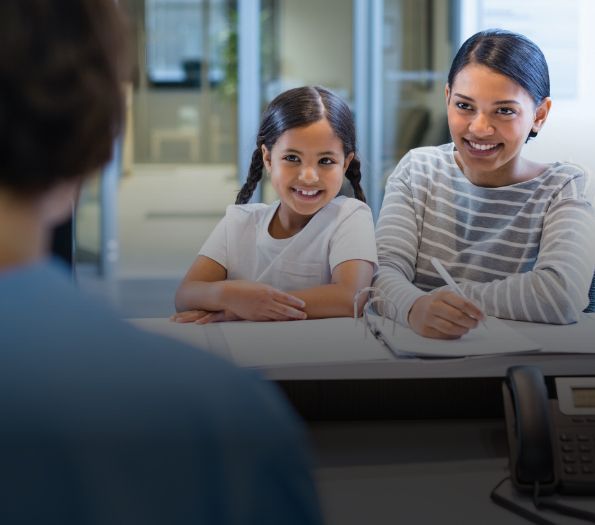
xmin=374 ymin=29 xmax=595 ymax=339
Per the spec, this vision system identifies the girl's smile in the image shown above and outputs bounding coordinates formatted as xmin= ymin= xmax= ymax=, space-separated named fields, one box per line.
xmin=446 ymin=63 xmax=551 ymax=187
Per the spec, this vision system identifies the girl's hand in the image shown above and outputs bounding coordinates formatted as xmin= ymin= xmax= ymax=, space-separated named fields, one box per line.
xmin=170 ymin=310 xmax=213 ymax=323
xmin=195 ymin=310 xmax=241 ymax=324
xmin=222 ymin=281 xmax=307 ymax=321
xmin=407 ymin=290 xmax=484 ymax=339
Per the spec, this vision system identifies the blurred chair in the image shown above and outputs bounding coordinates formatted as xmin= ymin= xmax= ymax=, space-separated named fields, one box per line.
xmin=150 ymin=106 xmax=200 ymax=162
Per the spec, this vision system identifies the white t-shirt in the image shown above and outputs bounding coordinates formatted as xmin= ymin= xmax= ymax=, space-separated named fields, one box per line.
xmin=199 ymin=196 xmax=378 ymax=292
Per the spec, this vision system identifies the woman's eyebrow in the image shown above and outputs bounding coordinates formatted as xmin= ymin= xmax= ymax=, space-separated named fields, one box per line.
xmin=453 ymin=93 xmax=520 ymax=105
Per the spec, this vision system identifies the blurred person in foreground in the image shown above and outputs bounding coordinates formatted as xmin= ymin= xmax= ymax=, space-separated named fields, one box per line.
xmin=0 ymin=1 xmax=323 ymax=524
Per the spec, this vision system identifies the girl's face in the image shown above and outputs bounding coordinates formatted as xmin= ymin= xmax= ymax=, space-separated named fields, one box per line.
xmin=262 ymin=118 xmax=353 ymax=231
xmin=445 ymin=63 xmax=551 ymax=186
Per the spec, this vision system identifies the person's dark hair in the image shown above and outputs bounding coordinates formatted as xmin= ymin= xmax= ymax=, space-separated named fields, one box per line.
xmin=236 ymin=86 xmax=365 ymax=204
xmin=447 ymin=29 xmax=549 ymax=139
xmin=0 ymin=0 xmax=128 ymax=197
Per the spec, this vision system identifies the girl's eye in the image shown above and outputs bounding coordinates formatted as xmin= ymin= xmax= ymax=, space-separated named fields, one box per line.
xmin=283 ymin=154 xmax=300 ymax=162
xmin=319 ymin=157 xmax=336 ymax=165
xmin=455 ymin=102 xmax=473 ymax=111
xmin=497 ymin=107 xmax=516 ymax=116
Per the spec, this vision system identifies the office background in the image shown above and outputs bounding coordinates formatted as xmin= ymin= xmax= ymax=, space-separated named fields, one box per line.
xmin=74 ymin=0 xmax=595 ymax=317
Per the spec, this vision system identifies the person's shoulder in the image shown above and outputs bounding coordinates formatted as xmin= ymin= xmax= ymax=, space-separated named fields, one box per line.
xmin=543 ymin=162 xmax=593 ymax=201
xmin=387 ymin=143 xmax=456 ymax=186
xmin=225 ymin=202 xmax=274 ymax=222
xmin=407 ymin=143 xmax=456 ymax=168
xmin=324 ymin=196 xmax=372 ymax=221
xmin=547 ymin=161 xmax=588 ymax=180
xmin=226 ymin=202 xmax=270 ymax=215
xmin=1 ymin=262 xmax=301 ymax=439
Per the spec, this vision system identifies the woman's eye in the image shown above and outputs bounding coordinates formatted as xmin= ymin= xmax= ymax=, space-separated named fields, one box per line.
xmin=283 ymin=154 xmax=300 ymax=162
xmin=497 ymin=107 xmax=516 ymax=116
xmin=319 ymin=157 xmax=335 ymax=165
xmin=455 ymin=102 xmax=473 ymax=111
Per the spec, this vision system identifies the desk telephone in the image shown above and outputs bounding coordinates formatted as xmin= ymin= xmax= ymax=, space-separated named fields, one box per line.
xmin=503 ymin=366 xmax=595 ymax=495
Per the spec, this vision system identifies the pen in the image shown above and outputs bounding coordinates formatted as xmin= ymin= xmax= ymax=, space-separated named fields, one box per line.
xmin=430 ymin=257 xmax=487 ymax=329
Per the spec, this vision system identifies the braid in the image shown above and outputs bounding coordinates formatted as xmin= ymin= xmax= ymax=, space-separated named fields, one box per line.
xmin=235 ymin=148 xmax=264 ymax=204
xmin=345 ymin=156 xmax=366 ymax=203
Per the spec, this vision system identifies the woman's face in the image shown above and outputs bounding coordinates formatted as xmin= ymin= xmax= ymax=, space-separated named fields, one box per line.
xmin=445 ymin=63 xmax=551 ymax=186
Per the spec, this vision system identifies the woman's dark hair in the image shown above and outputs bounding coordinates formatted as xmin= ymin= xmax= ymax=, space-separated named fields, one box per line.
xmin=0 ymin=0 xmax=128 ymax=197
xmin=448 ymin=29 xmax=549 ymax=139
xmin=236 ymin=86 xmax=365 ymax=204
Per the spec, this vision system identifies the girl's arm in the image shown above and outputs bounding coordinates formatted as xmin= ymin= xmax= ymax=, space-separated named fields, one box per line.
xmin=288 ymin=259 xmax=375 ymax=319
xmin=174 ymin=255 xmax=307 ymax=321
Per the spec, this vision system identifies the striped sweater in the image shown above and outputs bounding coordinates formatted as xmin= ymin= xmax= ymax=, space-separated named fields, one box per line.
xmin=373 ymin=143 xmax=595 ymax=326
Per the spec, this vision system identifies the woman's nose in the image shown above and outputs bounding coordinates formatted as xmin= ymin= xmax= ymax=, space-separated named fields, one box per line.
xmin=299 ymin=166 xmax=319 ymax=183
xmin=469 ymin=113 xmax=494 ymax=137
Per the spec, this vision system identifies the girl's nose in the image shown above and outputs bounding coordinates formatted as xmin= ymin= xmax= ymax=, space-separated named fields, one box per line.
xmin=469 ymin=113 xmax=494 ymax=137
xmin=299 ymin=166 xmax=319 ymax=183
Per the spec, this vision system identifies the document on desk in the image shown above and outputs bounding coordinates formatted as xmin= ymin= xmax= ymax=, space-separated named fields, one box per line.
xmin=220 ymin=318 xmax=392 ymax=367
xmin=367 ymin=315 xmax=542 ymax=358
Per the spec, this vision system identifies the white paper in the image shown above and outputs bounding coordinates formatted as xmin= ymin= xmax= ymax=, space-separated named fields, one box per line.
xmin=220 ymin=318 xmax=392 ymax=367
xmin=369 ymin=315 xmax=542 ymax=357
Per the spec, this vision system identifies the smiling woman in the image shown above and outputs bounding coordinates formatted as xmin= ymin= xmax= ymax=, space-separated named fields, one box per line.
xmin=373 ymin=29 xmax=595 ymax=340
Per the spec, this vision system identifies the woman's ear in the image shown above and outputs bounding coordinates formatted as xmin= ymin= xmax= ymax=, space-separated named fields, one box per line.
xmin=444 ymin=83 xmax=451 ymax=104
xmin=343 ymin=152 xmax=355 ymax=173
xmin=261 ymin=144 xmax=272 ymax=172
xmin=532 ymin=97 xmax=552 ymax=135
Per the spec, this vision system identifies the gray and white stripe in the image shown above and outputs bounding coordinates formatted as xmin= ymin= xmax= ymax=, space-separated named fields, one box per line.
xmin=374 ymin=143 xmax=595 ymax=326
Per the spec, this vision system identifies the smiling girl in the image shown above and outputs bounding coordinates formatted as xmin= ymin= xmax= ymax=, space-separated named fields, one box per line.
xmin=173 ymin=86 xmax=377 ymax=323
xmin=374 ymin=29 xmax=595 ymax=339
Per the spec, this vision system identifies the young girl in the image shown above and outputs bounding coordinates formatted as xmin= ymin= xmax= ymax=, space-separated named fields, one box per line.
xmin=374 ymin=29 xmax=595 ymax=339
xmin=173 ymin=86 xmax=377 ymax=323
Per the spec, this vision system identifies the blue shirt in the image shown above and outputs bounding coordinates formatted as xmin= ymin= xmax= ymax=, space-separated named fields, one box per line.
xmin=0 ymin=260 xmax=322 ymax=525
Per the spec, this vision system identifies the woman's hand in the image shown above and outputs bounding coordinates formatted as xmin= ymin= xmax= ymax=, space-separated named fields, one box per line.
xmin=408 ymin=290 xmax=484 ymax=339
xmin=221 ymin=281 xmax=307 ymax=321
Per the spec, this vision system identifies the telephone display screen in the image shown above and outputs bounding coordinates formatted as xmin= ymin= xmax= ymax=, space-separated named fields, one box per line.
xmin=572 ymin=388 xmax=595 ymax=408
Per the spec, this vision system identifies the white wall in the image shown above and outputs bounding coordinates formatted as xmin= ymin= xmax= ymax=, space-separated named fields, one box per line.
xmin=523 ymin=0 xmax=595 ymax=176
xmin=460 ymin=0 xmax=595 ymax=176
xmin=278 ymin=0 xmax=352 ymax=97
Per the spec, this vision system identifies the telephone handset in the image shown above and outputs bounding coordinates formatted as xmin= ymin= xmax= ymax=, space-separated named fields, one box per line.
xmin=503 ymin=366 xmax=595 ymax=495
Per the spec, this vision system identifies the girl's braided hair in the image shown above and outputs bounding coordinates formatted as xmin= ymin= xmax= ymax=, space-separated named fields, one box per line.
xmin=236 ymin=86 xmax=365 ymax=204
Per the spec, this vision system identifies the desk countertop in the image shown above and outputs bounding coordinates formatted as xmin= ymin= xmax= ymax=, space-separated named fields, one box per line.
xmin=130 ymin=315 xmax=595 ymax=381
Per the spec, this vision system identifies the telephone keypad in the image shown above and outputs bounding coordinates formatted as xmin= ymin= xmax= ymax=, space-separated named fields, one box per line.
xmin=556 ymin=422 xmax=595 ymax=484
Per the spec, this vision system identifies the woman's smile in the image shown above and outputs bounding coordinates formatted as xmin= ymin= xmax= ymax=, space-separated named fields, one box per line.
xmin=462 ymin=138 xmax=503 ymax=157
